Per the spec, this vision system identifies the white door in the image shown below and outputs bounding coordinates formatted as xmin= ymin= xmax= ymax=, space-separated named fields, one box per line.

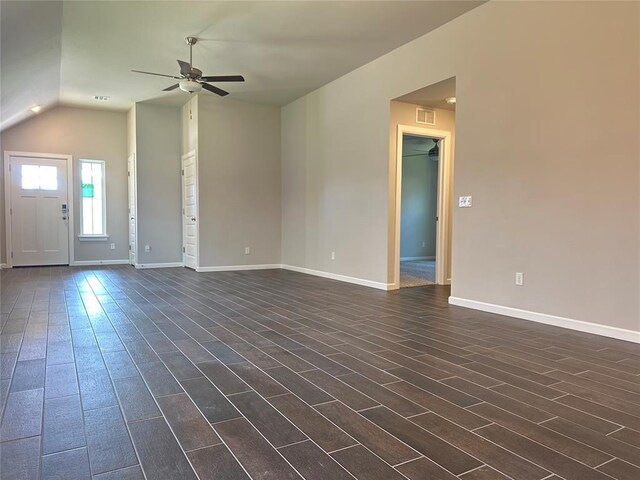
xmin=182 ymin=151 xmax=198 ymax=269
xmin=128 ymin=153 xmax=136 ymax=265
xmin=9 ymin=155 xmax=70 ymax=266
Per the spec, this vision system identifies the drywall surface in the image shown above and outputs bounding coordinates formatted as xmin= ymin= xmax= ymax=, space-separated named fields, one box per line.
xmin=197 ymin=96 xmax=281 ymax=267
xmin=127 ymin=105 xmax=136 ymax=160
xmin=0 ymin=136 xmax=5 ymax=263
xmin=1 ymin=106 xmax=128 ymax=263
xmin=182 ymin=96 xmax=198 ymax=156
xmin=281 ymin=1 xmax=640 ymax=331
xmin=135 ymin=103 xmax=182 ymax=265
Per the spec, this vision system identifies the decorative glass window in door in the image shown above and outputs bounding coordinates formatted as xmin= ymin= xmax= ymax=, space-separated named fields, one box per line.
xmin=21 ymin=165 xmax=58 ymax=190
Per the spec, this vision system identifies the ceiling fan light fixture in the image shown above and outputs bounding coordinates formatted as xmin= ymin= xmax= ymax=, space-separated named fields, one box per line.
xmin=445 ymin=97 xmax=456 ymax=105
xmin=179 ymin=80 xmax=202 ymax=94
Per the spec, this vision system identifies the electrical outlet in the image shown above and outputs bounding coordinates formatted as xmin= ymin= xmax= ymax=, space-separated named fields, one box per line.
xmin=422 ymin=241 xmax=426 ymax=248
xmin=245 ymin=247 xmax=251 ymax=255
xmin=145 ymin=245 xmax=151 ymax=253
xmin=110 ymin=243 xmax=115 ymax=250
xmin=331 ymin=251 xmax=335 ymax=260
xmin=515 ymin=272 xmax=524 ymax=286
xmin=459 ymin=196 xmax=473 ymax=208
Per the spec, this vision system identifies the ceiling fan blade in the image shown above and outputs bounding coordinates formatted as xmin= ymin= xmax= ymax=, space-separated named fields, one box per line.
xmin=163 ymin=83 xmax=180 ymax=91
xmin=132 ymin=70 xmax=180 ymax=79
xmin=200 ymin=75 xmax=245 ymax=83
xmin=201 ymin=83 xmax=229 ymax=96
xmin=177 ymin=59 xmax=191 ymax=76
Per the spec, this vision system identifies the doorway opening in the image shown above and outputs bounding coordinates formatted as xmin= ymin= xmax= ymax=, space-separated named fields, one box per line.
xmin=399 ymin=134 xmax=439 ymax=287
xmin=394 ymin=124 xmax=453 ymax=288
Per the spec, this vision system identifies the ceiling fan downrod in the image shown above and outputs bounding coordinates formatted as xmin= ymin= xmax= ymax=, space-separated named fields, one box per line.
xmin=185 ymin=36 xmax=197 ymax=71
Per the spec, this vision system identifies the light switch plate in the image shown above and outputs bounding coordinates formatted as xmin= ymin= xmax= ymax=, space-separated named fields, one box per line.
xmin=459 ymin=196 xmax=472 ymax=208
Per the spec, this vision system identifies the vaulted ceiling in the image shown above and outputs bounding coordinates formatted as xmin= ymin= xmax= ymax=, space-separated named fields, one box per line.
xmin=0 ymin=1 xmax=483 ymax=131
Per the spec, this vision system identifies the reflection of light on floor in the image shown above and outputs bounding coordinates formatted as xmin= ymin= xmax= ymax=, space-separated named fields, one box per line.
xmin=400 ymin=260 xmax=435 ymax=288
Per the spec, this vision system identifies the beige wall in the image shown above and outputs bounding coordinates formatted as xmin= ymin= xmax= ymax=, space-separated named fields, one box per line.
xmin=1 ymin=106 xmax=128 ymax=263
xmin=182 ymin=96 xmax=198 ymax=156
xmin=0 ymin=135 xmax=5 ymax=262
xmin=281 ymin=1 xmax=639 ymax=332
xmin=280 ymin=99 xmax=309 ymax=269
xmin=281 ymin=91 xmax=391 ymax=280
xmin=197 ymin=96 xmax=281 ymax=267
xmin=135 ymin=103 xmax=182 ymax=265
xmin=127 ymin=105 xmax=136 ymax=160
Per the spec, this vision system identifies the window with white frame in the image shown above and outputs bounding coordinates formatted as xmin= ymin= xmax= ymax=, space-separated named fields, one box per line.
xmin=80 ymin=160 xmax=106 ymax=236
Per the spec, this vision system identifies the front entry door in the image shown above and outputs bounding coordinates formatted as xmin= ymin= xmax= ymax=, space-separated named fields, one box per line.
xmin=9 ymin=155 xmax=70 ymax=266
xmin=182 ymin=151 xmax=198 ymax=269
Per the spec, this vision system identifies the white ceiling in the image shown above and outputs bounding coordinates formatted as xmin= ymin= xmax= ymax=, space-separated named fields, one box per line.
xmin=1 ymin=1 xmax=482 ymax=131
xmin=0 ymin=1 xmax=63 ymax=130
xmin=395 ymin=76 xmax=456 ymax=110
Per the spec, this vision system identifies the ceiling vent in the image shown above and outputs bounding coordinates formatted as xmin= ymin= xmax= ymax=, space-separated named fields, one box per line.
xmin=416 ymin=107 xmax=435 ymax=125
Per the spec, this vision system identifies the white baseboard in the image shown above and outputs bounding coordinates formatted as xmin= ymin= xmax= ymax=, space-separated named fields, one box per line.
xmin=196 ymin=264 xmax=281 ymax=273
xmin=400 ymin=256 xmax=435 ymax=261
xmin=281 ymin=264 xmax=393 ymax=291
xmin=134 ymin=262 xmax=183 ymax=269
xmin=70 ymin=259 xmax=129 ymax=266
xmin=448 ymin=296 xmax=640 ymax=344
xmin=0 ymin=263 xmax=9 ymax=269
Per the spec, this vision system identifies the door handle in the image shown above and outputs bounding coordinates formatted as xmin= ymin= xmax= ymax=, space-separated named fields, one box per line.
xmin=62 ymin=216 xmax=67 ymax=220
xmin=191 ymin=217 xmax=196 ymax=222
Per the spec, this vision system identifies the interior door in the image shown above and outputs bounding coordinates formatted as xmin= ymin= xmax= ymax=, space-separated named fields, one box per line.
xmin=9 ymin=155 xmax=69 ymax=266
xmin=128 ymin=153 xmax=136 ymax=265
xmin=182 ymin=151 xmax=198 ymax=269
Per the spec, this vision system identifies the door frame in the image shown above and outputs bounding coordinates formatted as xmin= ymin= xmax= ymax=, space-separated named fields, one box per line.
xmin=127 ymin=153 xmax=137 ymax=266
xmin=181 ymin=150 xmax=199 ymax=269
xmin=3 ymin=151 xmax=75 ymax=268
xmin=393 ymin=125 xmax=452 ymax=288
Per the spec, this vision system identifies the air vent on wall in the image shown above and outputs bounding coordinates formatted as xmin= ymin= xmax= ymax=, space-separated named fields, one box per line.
xmin=416 ymin=107 xmax=435 ymax=125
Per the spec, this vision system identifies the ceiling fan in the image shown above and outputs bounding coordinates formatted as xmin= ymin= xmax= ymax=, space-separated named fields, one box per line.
xmin=132 ymin=37 xmax=244 ymax=96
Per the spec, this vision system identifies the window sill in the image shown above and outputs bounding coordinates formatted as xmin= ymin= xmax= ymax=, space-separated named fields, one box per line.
xmin=78 ymin=235 xmax=110 ymax=242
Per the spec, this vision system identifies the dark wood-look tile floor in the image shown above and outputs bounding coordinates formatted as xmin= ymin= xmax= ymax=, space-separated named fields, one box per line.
xmin=1 ymin=266 xmax=639 ymax=480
